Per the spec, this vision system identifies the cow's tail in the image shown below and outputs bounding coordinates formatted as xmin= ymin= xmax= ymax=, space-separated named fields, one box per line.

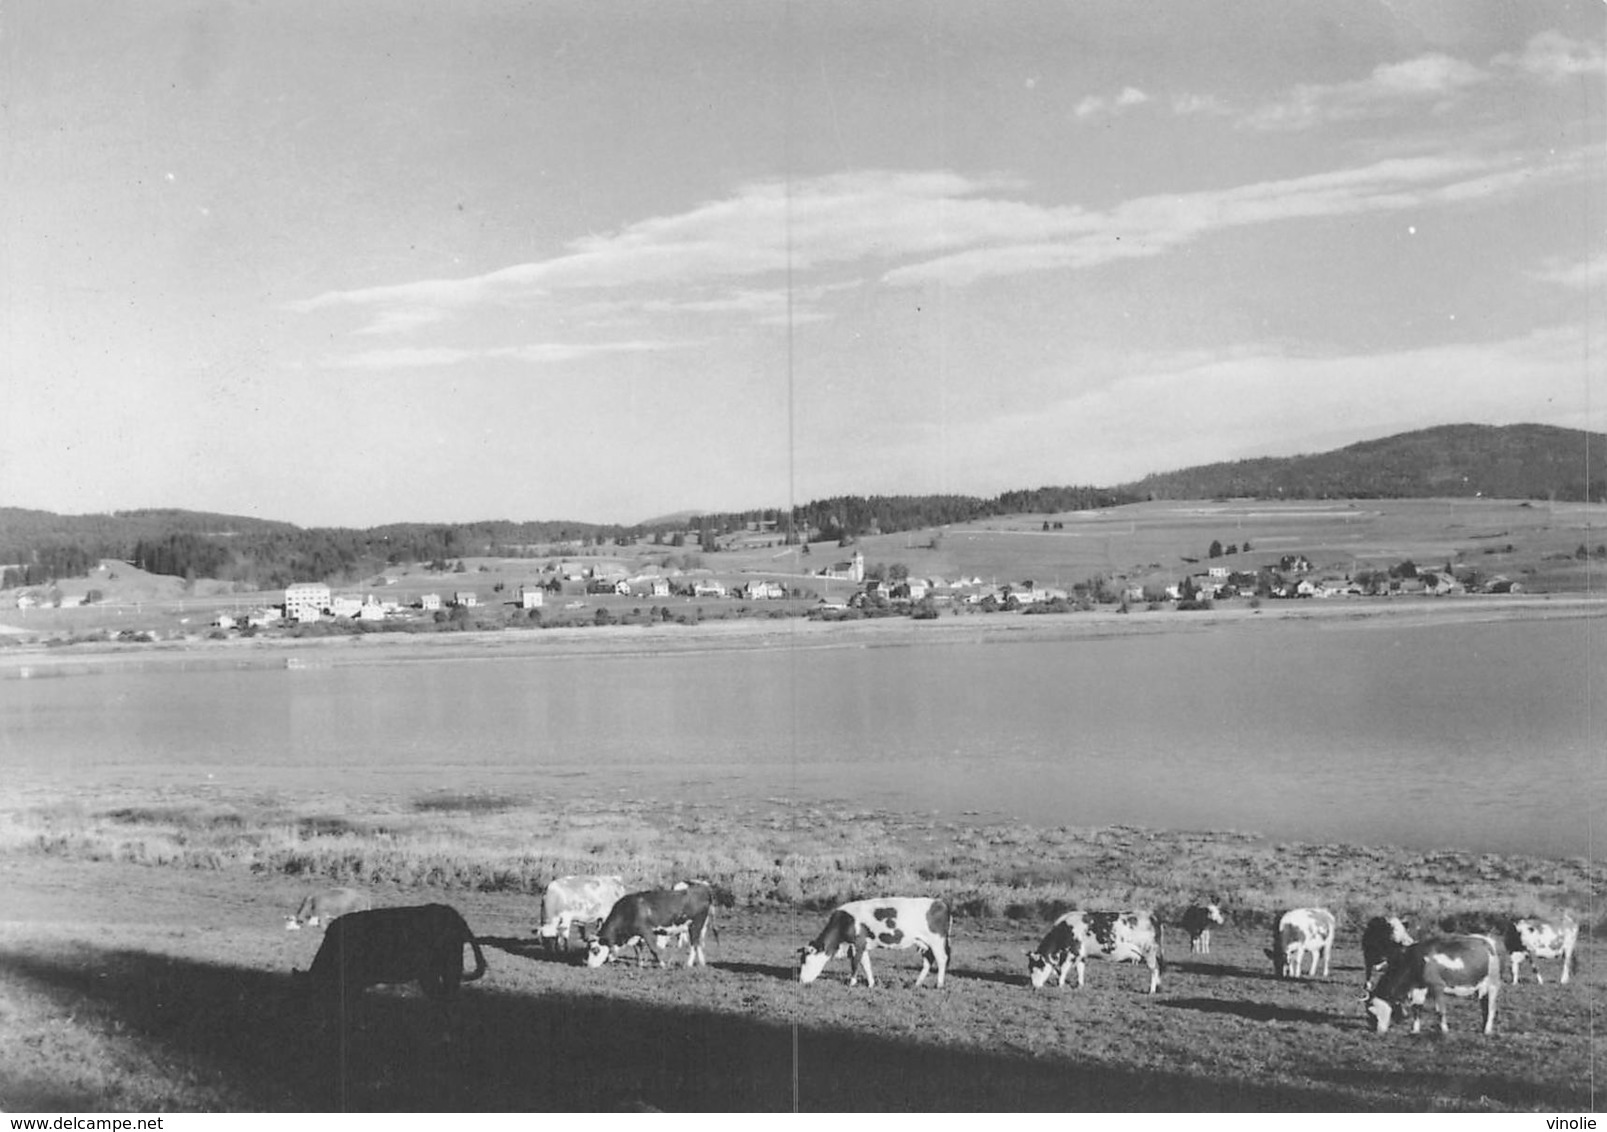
xmin=465 ymin=932 xmax=489 ymax=983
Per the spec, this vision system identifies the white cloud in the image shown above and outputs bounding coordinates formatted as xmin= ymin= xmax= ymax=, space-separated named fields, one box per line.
xmin=1074 ymin=86 xmax=1151 ymax=121
xmin=1492 ymin=30 xmax=1606 ymax=84
xmin=322 ymin=339 xmax=684 ymax=371
xmin=884 ymin=148 xmax=1585 ymax=287
xmin=1238 ymin=52 xmax=1488 ymax=132
xmin=1528 ymin=254 xmax=1607 ymax=290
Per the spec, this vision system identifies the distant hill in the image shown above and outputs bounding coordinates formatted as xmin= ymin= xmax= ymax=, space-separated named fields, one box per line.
xmin=1123 ymin=424 xmax=1604 ymax=502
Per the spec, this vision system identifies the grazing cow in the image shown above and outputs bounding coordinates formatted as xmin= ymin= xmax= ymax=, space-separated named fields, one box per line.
xmin=1025 ymin=910 xmax=1164 ymax=994
xmin=1267 ymin=907 xmax=1336 ymax=978
xmin=285 ymin=886 xmax=371 ymax=930
xmin=586 ymin=883 xmax=714 ymax=968
xmin=1504 ymin=914 xmax=1579 ymax=984
xmin=1180 ymin=903 xmax=1226 ymax=954
xmin=537 ymin=874 xmax=626 ymax=951
xmin=798 ymin=897 xmax=952 ymax=988
xmin=292 ymin=903 xmax=487 ymax=999
xmin=1364 ymin=935 xmax=1501 ymax=1035
xmin=1361 ymin=916 xmax=1415 ymax=991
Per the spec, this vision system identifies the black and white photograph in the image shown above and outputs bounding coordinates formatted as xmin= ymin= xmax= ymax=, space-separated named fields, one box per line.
xmin=1 ymin=0 xmax=1602 ymax=1113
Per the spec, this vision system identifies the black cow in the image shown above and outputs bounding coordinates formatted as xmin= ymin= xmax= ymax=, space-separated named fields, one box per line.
xmin=1361 ymin=915 xmax=1414 ymax=991
xmin=1179 ymin=903 xmax=1225 ymax=954
xmin=586 ymin=883 xmax=714 ymax=968
xmin=292 ymin=903 xmax=487 ymax=998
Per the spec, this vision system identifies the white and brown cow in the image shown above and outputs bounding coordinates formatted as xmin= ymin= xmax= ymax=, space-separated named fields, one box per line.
xmin=285 ymin=886 xmax=371 ymax=930
xmin=1504 ymin=914 xmax=1579 ymax=984
xmin=586 ymin=883 xmax=714 ymax=968
xmin=1361 ymin=915 xmax=1415 ymax=991
xmin=798 ymin=897 xmax=952 ymax=988
xmin=1364 ymin=934 xmax=1501 ymax=1035
xmin=537 ymin=874 xmax=626 ymax=951
xmin=1180 ymin=903 xmax=1226 ymax=954
xmin=1267 ymin=907 xmax=1336 ymax=979
xmin=1025 ymin=910 xmax=1164 ymax=994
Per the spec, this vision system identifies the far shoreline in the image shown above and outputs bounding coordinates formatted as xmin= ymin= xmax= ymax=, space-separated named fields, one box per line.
xmin=0 ymin=590 xmax=1600 ymax=673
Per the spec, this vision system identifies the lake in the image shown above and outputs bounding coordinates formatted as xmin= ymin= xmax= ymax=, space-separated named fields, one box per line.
xmin=3 ymin=615 xmax=1600 ymax=858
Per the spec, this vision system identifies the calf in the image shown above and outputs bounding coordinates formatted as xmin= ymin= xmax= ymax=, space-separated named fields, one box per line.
xmin=1180 ymin=903 xmax=1226 ymax=954
xmin=1364 ymin=935 xmax=1501 ymax=1035
xmin=586 ymin=883 xmax=714 ymax=968
xmin=1504 ymin=914 xmax=1579 ymax=984
xmin=798 ymin=897 xmax=951 ymax=988
xmin=1267 ymin=907 xmax=1336 ymax=979
xmin=285 ymin=886 xmax=371 ymax=930
xmin=537 ymin=874 xmax=626 ymax=951
xmin=292 ymin=903 xmax=486 ymax=999
xmin=1025 ymin=910 xmax=1163 ymax=994
xmin=1361 ymin=916 xmax=1415 ymax=991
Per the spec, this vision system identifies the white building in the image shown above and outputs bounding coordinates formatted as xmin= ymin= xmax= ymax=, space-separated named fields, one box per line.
xmin=518 ymin=585 xmax=544 ymax=608
xmin=284 ymin=583 xmax=331 ymax=621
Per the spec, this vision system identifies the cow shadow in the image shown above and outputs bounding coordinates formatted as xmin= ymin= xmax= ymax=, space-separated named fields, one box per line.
xmin=0 ymin=943 xmax=1414 ymax=1112
xmin=1160 ymin=996 xmax=1343 ymax=1027
xmin=709 ymin=959 xmax=797 ymax=981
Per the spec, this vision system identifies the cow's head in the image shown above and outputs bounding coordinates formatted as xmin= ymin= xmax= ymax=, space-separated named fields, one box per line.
xmin=285 ymin=916 xmax=303 ymax=931
xmin=585 ymin=941 xmax=614 ymax=968
xmin=1205 ymin=903 xmax=1225 ymax=925
xmin=1386 ymin=917 xmax=1413 ymax=947
xmin=1024 ymin=950 xmax=1055 ymax=989
xmin=797 ymin=944 xmax=830 ymax=984
xmin=1265 ymin=945 xmax=1291 ymax=978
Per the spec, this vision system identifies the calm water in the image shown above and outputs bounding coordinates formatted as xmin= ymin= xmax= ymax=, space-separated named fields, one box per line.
xmin=3 ymin=617 xmax=1601 ymax=857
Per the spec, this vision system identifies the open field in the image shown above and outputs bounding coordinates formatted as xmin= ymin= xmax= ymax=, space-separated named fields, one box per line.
xmin=4 ymin=498 xmax=1603 ymax=643
xmin=0 ymin=785 xmax=1601 ymax=1112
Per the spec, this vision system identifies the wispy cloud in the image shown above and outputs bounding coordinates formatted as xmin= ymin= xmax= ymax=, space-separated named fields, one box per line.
xmin=1074 ymin=86 xmax=1151 ymax=121
xmin=1492 ymin=30 xmax=1606 ymax=84
xmin=322 ymin=339 xmax=685 ymax=371
xmin=1528 ymin=254 xmax=1606 ymax=290
xmin=1237 ymin=53 xmax=1488 ymax=132
xmin=290 ymin=139 xmax=1591 ymax=329
xmin=884 ymin=147 xmax=1593 ymax=287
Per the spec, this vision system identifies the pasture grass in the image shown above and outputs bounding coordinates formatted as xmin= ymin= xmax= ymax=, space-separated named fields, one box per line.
xmin=2 ymin=784 xmax=1596 ymax=936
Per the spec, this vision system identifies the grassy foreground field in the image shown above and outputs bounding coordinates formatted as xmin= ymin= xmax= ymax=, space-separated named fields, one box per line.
xmin=0 ymin=785 xmax=1600 ymax=1112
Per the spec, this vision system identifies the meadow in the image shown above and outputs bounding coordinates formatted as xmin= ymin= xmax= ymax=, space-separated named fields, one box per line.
xmin=1 ymin=496 xmax=1602 ymax=1111
xmin=0 ymin=781 xmax=1600 ymax=1112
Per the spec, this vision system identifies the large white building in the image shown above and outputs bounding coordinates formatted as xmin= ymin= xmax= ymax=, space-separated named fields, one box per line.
xmin=284 ymin=583 xmax=331 ymax=621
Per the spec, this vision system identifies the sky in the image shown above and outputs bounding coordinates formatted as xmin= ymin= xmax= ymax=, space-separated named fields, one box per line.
xmin=2 ymin=0 xmax=1602 ymax=527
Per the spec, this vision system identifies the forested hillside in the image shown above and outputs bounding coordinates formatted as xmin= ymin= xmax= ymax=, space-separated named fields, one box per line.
xmin=2 ymin=424 xmax=1598 ymax=587
xmin=1125 ymin=424 xmax=1603 ymax=502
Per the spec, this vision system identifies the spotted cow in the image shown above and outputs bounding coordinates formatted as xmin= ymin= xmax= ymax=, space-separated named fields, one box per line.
xmin=1180 ymin=903 xmax=1226 ymax=954
xmin=285 ymin=886 xmax=372 ymax=930
xmin=1361 ymin=915 xmax=1415 ymax=991
xmin=1267 ymin=907 xmax=1336 ymax=979
xmin=797 ymin=897 xmax=951 ymax=988
xmin=1025 ymin=910 xmax=1164 ymax=994
xmin=1364 ymin=934 xmax=1502 ymax=1035
xmin=1504 ymin=914 xmax=1579 ymax=984
xmin=586 ymin=883 xmax=714 ymax=968
xmin=537 ymin=874 xmax=626 ymax=952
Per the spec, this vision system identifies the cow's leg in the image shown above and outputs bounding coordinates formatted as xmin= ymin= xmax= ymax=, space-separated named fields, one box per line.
xmin=857 ymin=946 xmax=876 ymax=988
xmin=1147 ymin=953 xmax=1160 ymax=995
xmin=1560 ymin=946 xmax=1573 ymax=984
xmin=914 ymin=946 xmax=931 ymax=987
xmin=1509 ymin=953 xmax=1523 ymax=984
xmin=1055 ymin=955 xmax=1072 ymax=987
xmin=935 ymin=937 xmax=949 ymax=988
xmin=1322 ymin=939 xmax=1332 ymax=977
xmin=1074 ymin=953 xmax=1087 ymax=989
xmin=1481 ymin=982 xmax=1498 ymax=1034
